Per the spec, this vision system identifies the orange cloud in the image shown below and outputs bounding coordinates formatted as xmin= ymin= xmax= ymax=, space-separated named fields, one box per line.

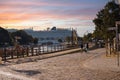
xmin=0 ymin=0 xmax=98 ymax=30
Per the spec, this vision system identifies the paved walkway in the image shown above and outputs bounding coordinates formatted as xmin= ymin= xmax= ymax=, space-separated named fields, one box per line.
xmin=0 ymin=70 xmax=34 ymax=80
xmin=83 ymin=48 xmax=120 ymax=71
xmin=3 ymin=48 xmax=120 ymax=71
xmin=0 ymin=48 xmax=120 ymax=80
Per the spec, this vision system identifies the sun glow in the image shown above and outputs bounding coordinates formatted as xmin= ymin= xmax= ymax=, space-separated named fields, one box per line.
xmin=0 ymin=0 xmax=108 ymax=36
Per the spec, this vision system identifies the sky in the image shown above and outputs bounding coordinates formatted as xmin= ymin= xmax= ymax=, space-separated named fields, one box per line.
xmin=0 ymin=0 xmax=109 ymax=36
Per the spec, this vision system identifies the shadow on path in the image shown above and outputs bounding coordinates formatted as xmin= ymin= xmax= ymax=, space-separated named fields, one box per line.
xmin=13 ymin=69 xmax=41 ymax=76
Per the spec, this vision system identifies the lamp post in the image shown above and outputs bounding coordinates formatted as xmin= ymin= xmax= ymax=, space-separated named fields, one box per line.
xmin=115 ymin=0 xmax=120 ymax=4
xmin=116 ymin=21 xmax=120 ymax=66
xmin=115 ymin=0 xmax=120 ymax=66
xmin=116 ymin=22 xmax=119 ymax=66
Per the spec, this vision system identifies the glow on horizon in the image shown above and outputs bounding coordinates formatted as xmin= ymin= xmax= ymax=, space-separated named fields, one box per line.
xmin=0 ymin=0 xmax=109 ymax=36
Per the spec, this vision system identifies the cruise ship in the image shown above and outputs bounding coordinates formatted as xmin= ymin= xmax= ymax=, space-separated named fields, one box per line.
xmin=7 ymin=27 xmax=74 ymax=45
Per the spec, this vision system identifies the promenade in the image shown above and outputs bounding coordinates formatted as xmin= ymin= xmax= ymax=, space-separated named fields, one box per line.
xmin=0 ymin=48 xmax=120 ymax=80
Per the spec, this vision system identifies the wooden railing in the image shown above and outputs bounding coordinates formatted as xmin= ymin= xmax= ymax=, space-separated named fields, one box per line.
xmin=0 ymin=44 xmax=77 ymax=61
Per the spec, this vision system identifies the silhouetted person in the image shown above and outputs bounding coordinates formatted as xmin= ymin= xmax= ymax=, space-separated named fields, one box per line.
xmin=80 ymin=43 xmax=83 ymax=52
xmin=87 ymin=43 xmax=89 ymax=50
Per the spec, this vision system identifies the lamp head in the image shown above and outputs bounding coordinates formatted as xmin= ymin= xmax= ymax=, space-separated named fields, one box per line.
xmin=116 ymin=0 xmax=120 ymax=4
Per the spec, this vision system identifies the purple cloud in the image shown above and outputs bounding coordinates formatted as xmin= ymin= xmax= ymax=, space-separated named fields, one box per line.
xmin=0 ymin=0 xmax=109 ymax=36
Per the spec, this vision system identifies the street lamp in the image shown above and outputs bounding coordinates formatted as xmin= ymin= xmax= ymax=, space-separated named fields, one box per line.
xmin=115 ymin=0 xmax=120 ymax=4
xmin=115 ymin=0 xmax=120 ymax=66
xmin=116 ymin=21 xmax=120 ymax=66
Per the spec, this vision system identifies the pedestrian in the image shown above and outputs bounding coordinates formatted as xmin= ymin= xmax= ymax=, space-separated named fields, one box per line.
xmin=84 ymin=43 xmax=89 ymax=52
xmin=86 ymin=43 xmax=89 ymax=51
xmin=80 ymin=43 xmax=83 ymax=52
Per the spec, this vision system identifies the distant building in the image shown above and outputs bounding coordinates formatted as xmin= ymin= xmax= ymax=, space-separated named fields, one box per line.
xmin=7 ymin=27 xmax=73 ymax=45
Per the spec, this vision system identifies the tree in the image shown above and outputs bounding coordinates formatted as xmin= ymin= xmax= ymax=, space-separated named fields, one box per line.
xmin=83 ymin=33 xmax=93 ymax=42
xmin=0 ymin=27 xmax=12 ymax=46
xmin=93 ymin=1 xmax=120 ymax=41
xmin=93 ymin=1 xmax=120 ymax=54
xmin=33 ymin=38 xmax=38 ymax=44
xmin=77 ymin=37 xmax=83 ymax=42
xmin=11 ymin=30 xmax=34 ymax=45
xmin=65 ymin=36 xmax=72 ymax=44
xmin=58 ymin=39 xmax=63 ymax=43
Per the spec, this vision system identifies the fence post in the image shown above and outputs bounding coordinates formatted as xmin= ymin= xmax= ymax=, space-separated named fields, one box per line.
xmin=47 ymin=45 xmax=48 ymax=53
xmin=17 ymin=50 xmax=19 ymax=58
xmin=50 ymin=45 xmax=52 ymax=52
xmin=11 ymin=50 xmax=14 ymax=59
xmin=46 ymin=45 xmax=47 ymax=53
xmin=57 ymin=45 xmax=59 ymax=51
xmin=26 ymin=47 xmax=29 ymax=56
xmin=40 ymin=46 xmax=42 ymax=54
xmin=58 ymin=45 xmax=60 ymax=51
xmin=57 ymin=45 xmax=58 ymax=51
xmin=4 ymin=48 xmax=7 ymax=61
xmin=43 ymin=46 xmax=44 ymax=53
xmin=54 ymin=45 xmax=56 ymax=52
xmin=36 ymin=49 xmax=38 ymax=56
xmin=60 ymin=45 xmax=62 ymax=51
xmin=56 ymin=45 xmax=58 ymax=51
xmin=22 ymin=49 xmax=24 ymax=57
xmin=31 ymin=47 xmax=34 ymax=56
xmin=38 ymin=45 xmax=41 ymax=55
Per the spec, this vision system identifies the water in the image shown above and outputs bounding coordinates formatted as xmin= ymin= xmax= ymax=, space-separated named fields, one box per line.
xmin=33 ymin=45 xmax=66 ymax=53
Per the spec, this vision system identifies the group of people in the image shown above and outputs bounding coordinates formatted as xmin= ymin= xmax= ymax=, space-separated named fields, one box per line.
xmin=80 ymin=43 xmax=89 ymax=52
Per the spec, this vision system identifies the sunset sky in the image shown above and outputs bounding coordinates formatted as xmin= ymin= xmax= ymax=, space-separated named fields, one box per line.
xmin=0 ymin=0 xmax=109 ymax=36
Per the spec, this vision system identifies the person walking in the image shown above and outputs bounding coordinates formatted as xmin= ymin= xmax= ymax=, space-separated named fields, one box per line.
xmin=80 ymin=43 xmax=83 ymax=52
xmin=86 ymin=43 xmax=89 ymax=51
xmin=84 ymin=43 xmax=89 ymax=52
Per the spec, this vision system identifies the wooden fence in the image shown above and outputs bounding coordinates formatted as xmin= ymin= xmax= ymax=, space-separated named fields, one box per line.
xmin=1 ymin=44 xmax=70 ymax=61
